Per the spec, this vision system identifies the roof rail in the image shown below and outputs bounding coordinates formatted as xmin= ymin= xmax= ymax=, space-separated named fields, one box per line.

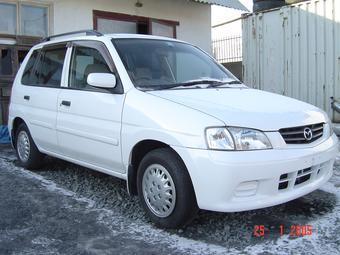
xmin=41 ymin=30 xmax=103 ymax=42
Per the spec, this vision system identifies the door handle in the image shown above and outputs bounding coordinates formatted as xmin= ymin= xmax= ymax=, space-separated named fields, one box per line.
xmin=61 ymin=100 xmax=71 ymax=107
xmin=24 ymin=95 xmax=30 ymax=101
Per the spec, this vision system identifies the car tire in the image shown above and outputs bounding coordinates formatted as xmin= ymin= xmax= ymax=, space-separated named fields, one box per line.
xmin=15 ymin=123 xmax=44 ymax=169
xmin=137 ymin=147 xmax=198 ymax=229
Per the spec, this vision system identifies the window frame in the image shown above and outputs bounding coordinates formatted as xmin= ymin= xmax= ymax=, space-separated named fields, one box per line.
xmin=0 ymin=0 xmax=51 ymax=37
xmin=93 ymin=10 xmax=179 ymax=38
xmin=65 ymin=40 xmax=124 ymax=94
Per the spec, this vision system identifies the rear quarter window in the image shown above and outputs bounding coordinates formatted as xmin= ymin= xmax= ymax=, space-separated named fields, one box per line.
xmin=21 ymin=50 xmax=39 ymax=85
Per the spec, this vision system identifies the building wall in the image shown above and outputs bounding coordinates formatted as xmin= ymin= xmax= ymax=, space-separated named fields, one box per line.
xmin=243 ymin=0 xmax=340 ymax=121
xmin=0 ymin=0 xmax=211 ymax=126
xmin=50 ymin=0 xmax=212 ymax=53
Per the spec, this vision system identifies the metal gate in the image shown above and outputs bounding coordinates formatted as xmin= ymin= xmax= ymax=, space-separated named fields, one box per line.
xmin=242 ymin=0 xmax=340 ymax=121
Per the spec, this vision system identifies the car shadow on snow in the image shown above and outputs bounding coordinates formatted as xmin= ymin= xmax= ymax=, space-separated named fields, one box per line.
xmin=180 ymin=189 xmax=336 ymax=248
xmin=4 ymin=145 xmax=337 ymax=250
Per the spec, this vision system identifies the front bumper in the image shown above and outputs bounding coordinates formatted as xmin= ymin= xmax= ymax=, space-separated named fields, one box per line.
xmin=173 ymin=134 xmax=338 ymax=212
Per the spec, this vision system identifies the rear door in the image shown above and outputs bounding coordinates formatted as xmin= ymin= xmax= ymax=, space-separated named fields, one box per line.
xmin=12 ymin=44 xmax=67 ymax=152
xmin=56 ymin=40 xmax=125 ymax=173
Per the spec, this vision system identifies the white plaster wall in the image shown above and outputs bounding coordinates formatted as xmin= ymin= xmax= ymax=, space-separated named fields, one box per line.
xmin=47 ymin=0 xmax=212 ymax=53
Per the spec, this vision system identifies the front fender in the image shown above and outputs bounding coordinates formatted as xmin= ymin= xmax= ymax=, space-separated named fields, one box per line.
xmin=121 ymin=127 xmax=201 ymax=169
xmin=121 ymin=89 xmax=224 ymax=168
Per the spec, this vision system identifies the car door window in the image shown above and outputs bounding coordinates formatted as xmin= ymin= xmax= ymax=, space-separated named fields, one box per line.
xmin=34 ymin=46 xmax=67 ymax=87
xmin=22 ymin=45 xmax=66 ymax=87
xmin=69 ymin=46 xmax=111 ymax=89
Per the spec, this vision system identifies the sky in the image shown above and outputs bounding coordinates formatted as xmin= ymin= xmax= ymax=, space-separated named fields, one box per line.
xmin=211 ymin=0 xmax=253 ymax=26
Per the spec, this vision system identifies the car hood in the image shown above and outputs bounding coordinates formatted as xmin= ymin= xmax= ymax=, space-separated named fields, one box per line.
xmin=148 ymin=88 xmax=327 ymax=131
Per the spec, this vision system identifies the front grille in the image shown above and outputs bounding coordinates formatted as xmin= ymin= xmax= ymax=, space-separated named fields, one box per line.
xmin=279 ymin=123 xmax=324 ymax=144
xmin=278 ymin=161 xmax=330 ymax=191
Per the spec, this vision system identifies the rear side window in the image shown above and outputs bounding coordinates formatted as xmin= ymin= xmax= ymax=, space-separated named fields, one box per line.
xmin=21 ymin=50 xmax=39 ymax=85
xmin=35 ymin=47 xmax=67 ymax=86
xmin=22 ymin=45 xmax=67 ymax=87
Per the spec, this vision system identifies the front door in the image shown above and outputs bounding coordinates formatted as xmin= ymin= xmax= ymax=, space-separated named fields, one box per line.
xmin=56 ymin=41 xmax=125 ymax=173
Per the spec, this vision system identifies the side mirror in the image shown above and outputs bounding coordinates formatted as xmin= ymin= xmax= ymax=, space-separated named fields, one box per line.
xmin=87 ymin=73 xmax=117 ymax=89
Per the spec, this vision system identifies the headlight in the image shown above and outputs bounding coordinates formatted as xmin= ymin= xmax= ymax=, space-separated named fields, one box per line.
xmin=228 ymin=127 xmax=272 ymax=150
xmin=206 ymin=127 xmax=272 ymax=151
xmin=206 ymin=128 xmax=234 ymax=150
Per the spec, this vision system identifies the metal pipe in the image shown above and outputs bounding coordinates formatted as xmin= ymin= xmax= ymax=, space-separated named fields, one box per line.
xmin=331 ymin=97 xmax=340 ymax=114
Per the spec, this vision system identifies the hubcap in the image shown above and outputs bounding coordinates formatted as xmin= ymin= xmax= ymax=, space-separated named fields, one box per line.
xmin=142 ymin=164 xmax=176 ymax=218
xmin=17 ymin=131 xmax=30 ymax=162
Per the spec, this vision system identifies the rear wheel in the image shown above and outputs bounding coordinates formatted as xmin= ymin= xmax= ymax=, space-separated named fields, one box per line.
xmin=15 ymin=123 xmax=44 ymax=169
xmin=137 ymin=148 xmax=198 ymax=228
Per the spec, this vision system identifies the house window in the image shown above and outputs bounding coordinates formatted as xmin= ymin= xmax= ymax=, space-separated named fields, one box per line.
xmin=97 ymin=19 xmax=138 ymax=34
xmin=21 ymin=5 xmax=48 ymax=37
xmin=93 ymin=10 xmax=178 ymax=38
xmin=0 ymin=2 xmax=49 ymax=37
xmin=150 ymin=20 xmax=176 ymax=38
xmin=0 ymin=49 xmax=13 ymax=75
xmin=0 ymin=3 xmax=17 ymax=34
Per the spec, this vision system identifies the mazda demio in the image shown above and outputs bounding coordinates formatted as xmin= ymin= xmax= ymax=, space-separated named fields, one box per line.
xmin=8 ymin=31 xmax=338 ymax=228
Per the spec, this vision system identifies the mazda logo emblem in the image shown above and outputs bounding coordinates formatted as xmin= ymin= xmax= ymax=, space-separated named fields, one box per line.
xmin=303 ymin=127 xmax=313 ymax=141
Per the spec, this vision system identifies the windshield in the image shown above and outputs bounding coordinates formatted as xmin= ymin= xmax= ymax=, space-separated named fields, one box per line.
xmin=112 ymin=39 xmax=239 ymax=90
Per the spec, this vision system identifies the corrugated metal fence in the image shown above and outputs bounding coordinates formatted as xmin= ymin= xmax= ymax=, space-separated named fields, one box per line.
xmin=212 ymin=36 xmax=242 ymax=63
xmin=242 ymin=0 xmax=340 ymax=121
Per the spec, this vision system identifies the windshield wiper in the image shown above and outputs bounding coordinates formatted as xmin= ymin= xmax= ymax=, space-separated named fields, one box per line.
xmin=207 ymin=80 xmax=242 ymax=88
xmin=153 ymin=79 xmax=227 ymax=90
xmin=138 ymin=79 xmax=243 ymax=91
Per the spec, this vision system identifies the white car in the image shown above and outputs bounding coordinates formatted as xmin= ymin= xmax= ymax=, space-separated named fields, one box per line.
xmin=8 ymin=30 xmax=338 ymax=228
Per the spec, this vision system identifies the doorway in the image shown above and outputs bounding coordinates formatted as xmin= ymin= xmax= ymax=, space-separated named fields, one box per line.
xmin=93 ymin=10 xmax=179 ymax=38
xmin=0 ymin=44 xmax=30 ymax=124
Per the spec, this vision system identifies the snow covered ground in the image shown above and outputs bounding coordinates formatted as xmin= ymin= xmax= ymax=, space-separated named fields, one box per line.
xmin=0 ymin=145 xmax=339 ymax=254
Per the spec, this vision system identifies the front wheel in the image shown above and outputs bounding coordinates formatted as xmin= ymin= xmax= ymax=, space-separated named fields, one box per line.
xmin=137 ymin=148 xmax=198 ymax=228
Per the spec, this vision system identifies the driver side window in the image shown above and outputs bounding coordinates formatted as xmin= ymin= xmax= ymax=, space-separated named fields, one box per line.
xmin=69 ymin=46 xmax=111 ymax=89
